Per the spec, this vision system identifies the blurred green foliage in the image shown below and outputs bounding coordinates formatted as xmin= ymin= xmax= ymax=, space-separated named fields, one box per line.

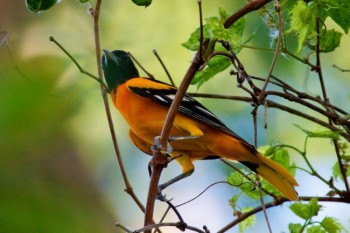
xmin=0 ymin=52 xmax=115 ymax=232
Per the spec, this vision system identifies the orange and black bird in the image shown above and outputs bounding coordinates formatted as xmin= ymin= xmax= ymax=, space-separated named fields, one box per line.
xmin=102 ymin=50 xmax=298 ymax=201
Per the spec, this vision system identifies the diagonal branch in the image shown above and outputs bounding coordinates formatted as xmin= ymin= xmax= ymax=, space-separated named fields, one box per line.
xmin=144 ymin=52 xmax=203 ymax=230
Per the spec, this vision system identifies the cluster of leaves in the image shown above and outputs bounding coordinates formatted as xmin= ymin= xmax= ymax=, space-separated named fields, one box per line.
xmin=226 ymin=125 xmax=349 ymax=232
xmin=286 ymin=0 xmax=349 ymax=53
xmin=289 ymin=198 xmax=343 ymax=233
xmin=226 ymin=146 xmax=295 ymax=232
xmin=180 ymin=0 xmax=350 ymax=88
xmin=182 ymin=8 xmax=247 ymax=88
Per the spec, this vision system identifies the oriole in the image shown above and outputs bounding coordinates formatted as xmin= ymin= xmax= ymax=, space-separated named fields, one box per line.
xmin=102 ymin=50 xmax=298 ymax=201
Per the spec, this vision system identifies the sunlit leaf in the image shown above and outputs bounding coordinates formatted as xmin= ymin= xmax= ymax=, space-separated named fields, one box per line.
xmin=191 ymin=55 xmax=231 ymax=88
xmin=332 ymin=162 xmax=350 ymax=181
xmin=228 ymin=194 xmax=240 ymax=210
xmin=290 ymin=198 xmax=322 ymax=220
xmin=308 ymin=29 xmax=343 ymax=53
xmin=289 ymin=223 xmax=303 ymax=233
xmin=227 ymin=171 xmax=261 ymax=199
xmin=320 ymin=216 xmax=343 ymax=233
xmin=239 ymin=207 xmax=255 ymax=233
xmin=287 ymin=0 xmax=317 ymax=53
xmin=294 ymin=124 xmax=341 ymax=139
xmin=182 ymin=8 xmax=246 ymax=88
xmin=307 ymin=225 xmax=326 ymax=233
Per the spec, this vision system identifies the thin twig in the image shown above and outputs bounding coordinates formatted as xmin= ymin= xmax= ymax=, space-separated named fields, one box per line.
xmin=257 ymin=0 xmax=283 ymax=107
xmin=333 ymin=64 xmax=350 ymax=72
xmin=128 ymin=51 xmax=155 ymax=79
xmin=198 ymin=0 xmax=204 ymax=63
xmin=153 ymin=49 xmax=175 ymax=85
xmin=176 ymin=181 xmax=231 ymax=207
xmin=189 ymin=92 xmax=350 ymax=141
xmin=91 ymin=0 xmax=147 ymax=214
xmin=314 ymin=18 xmax=350 ymax=192
xmin=49 ymin=36 xmax=107 ymax=89
xmin=252 ymin=104 xmax=272 ymax=233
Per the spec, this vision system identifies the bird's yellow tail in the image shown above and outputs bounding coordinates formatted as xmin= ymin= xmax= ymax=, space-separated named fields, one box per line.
xmin=255 ymin=153 xmax=298 ymax=200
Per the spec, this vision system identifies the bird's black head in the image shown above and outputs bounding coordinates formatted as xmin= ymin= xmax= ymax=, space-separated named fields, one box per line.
xmin=102 ymin=50 xmax=139 ymax=92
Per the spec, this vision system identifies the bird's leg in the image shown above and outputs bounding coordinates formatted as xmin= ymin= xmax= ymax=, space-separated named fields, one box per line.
xmin=157 ymin=169 xmax=194 ymax=200
xmin=157 ymin=153 xmax=195 ymax=202
xmin=152 ymin=136 xmax=198 ymax=202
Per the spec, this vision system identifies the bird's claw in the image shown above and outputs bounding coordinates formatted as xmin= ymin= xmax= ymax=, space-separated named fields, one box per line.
xmin=152 ymin=136 xmax=173 ymax=154
xmin=156 ymin=186 xmax=170 ymax=202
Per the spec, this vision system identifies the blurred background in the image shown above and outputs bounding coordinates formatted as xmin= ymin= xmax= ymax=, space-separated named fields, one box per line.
xmin=1 ymin=0 xmax=349 ymax=232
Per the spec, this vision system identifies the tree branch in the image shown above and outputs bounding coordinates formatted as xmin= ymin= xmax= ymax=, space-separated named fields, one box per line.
xmin=314 ymin=18 xmax=350 ymax=193
xmin=224 ymin=0 xmax=272 ymax=28
xmin=217 ymin=196 xmax=350 ymax=233
xmin=144 ymin=52 xmax=203 ymax=230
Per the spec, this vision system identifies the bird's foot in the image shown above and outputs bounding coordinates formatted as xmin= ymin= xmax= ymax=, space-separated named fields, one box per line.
xmin=156 ymin=185 xmax=171 ymax=202
xmin=152 ymin=136 xmax=173 ymax=154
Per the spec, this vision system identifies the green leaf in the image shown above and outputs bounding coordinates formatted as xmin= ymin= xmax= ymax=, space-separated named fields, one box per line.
xmin=183 ymin=9 xmax=245 ymax=51
xmin=290 ymin=198 xmax=322 ymax=220
xmin=273 ymin=148 xmax=291 ymax=168
xmin=308 ymin=29 xmax=343 ymax=53
xmin=182 ymin=27 xmax=202 ymax=51
xmin=327 ymin=0 xmax=350 ymax=34
xmin=289 ymin=223 xmax=303 ymax=233
xmin=332 ymin=162 xmax=350 ymax=181
xmin=319 ymin=29 xmax=342 ymax=52
xmin=25 ymin=0 xmax=58 ymax=13
xmin=287 ymin=0 xmax=317 ymax=53
xmin=307 ymin=225 xmax=326 ymax=233
xmin=239 ymin=207 xmax=255 ymax=233
xmin=228 ymin=193 xmax=240 ymax=210
xmin=287 ymin=0 xmax=350 ymax=53
xmin=257 ymin=145 xmax=275 ymax=156
xmin=294 ymin=124 xmax=341 ymax=139
xmin=191 ymin=55 xmax=231 ymax=88
xmin=320 ymin=216 xmax=343 ymax=233
xmin=131 ymin=0 xmax=152 ymax=7
xmin=227 ymin=171 xmax=261 ymax=199
xmin=183 ymin=8 xmax=246 ymax=88
xmin=259 ymin=145 xmax=296 ymax=175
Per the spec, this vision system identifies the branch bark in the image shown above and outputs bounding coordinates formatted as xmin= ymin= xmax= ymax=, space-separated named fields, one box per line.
xmin=144 ymin=52 xmax=203 ymax=231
